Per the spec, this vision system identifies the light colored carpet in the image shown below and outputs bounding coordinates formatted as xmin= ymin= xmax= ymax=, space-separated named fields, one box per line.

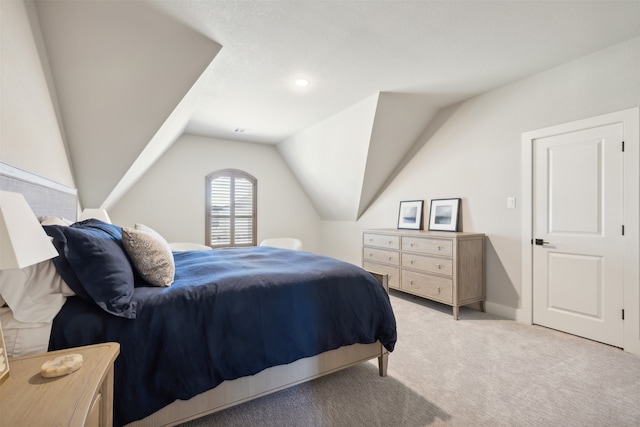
xmin=179 ymin=291 xmax=640 ymax=426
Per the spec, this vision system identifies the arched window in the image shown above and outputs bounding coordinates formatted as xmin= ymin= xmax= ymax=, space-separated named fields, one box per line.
xmin=205 ymin=169 xmax=257 ymax=247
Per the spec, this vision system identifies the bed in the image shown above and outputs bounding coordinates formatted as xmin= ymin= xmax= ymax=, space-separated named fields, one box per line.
xmin=0 ymin=162 xmax=397 ymax=427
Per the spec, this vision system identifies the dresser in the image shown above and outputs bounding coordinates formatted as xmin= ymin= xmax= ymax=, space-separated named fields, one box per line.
xmin=0 ymin=342 xmax=120 ymax=427
xmin=363 ymin=229 xmax=484 ymax=319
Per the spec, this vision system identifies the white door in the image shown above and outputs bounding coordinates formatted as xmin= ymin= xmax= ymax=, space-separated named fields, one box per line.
xmin=533 ymin=123 xmax=624 ymax=347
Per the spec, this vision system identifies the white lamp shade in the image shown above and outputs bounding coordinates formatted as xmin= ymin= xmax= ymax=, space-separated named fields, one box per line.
xmin=0 ymin=191 xmax=59 ymax=269
xmin=79 ymin=208 xmax=111 ymax=223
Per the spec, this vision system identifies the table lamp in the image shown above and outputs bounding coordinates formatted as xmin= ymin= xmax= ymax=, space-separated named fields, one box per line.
xmin=0 ymin=191 xmax=59 ymax=269
xmin=0 ymin=190 xmax=60 ymax=382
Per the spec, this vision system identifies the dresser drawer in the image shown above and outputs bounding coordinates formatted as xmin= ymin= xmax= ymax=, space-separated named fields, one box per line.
xmin=363 ymin=247 xmax=400 ymax=265
xmin=402 ymin=236 xmax=453 ymax=256
xmin=401 ymin=270 xmax=453 ymax=303
xmin=363 ymin=261 xmax=400 ymax=289
xmin=363 ymin=233 xmax=400 ymax=250
xmin=402 ymin=253 xmax=453 ymax=276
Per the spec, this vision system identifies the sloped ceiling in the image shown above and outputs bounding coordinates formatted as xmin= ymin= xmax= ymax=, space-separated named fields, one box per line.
xmin=278 ymin=94 xmax=379 ymax=221
xmin=34 ymin=0 xmax=221 ymax=208
xmin=359 ymin=93 xmax=443 ymax=219
xmin=31 ymin=1 xmax=640 ymax=220
xmin=278 ymin=92 xmax=443 ymax=221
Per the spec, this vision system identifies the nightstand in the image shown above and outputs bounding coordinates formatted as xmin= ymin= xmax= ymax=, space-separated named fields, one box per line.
xmin=0 ymin=342 xmax=120 ymax=427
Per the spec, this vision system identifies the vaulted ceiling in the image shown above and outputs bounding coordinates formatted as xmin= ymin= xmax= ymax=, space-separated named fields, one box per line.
xmin=33 ymin=0 xmax=640 ymax=219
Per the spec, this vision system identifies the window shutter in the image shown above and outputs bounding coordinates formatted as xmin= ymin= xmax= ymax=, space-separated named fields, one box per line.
xmin=209 ymin=175 xmax=231 ymax=246
xmin=206 ymin=170 xmax=256 ymax=247
xmin=233 ymin=177 xmax=254 ymax=245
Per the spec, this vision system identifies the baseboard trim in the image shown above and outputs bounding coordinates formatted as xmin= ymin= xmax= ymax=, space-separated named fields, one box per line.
xmin=484 ymin=301 xmax=530 ymax=324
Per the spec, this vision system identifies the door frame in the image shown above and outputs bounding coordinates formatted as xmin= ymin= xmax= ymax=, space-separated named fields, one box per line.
xmin=521 ymin=107 xmax=639 ymax=355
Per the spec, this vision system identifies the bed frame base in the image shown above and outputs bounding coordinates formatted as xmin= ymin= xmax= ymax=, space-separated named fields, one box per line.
xmin=127 ymin=342 xmax=387 ymax=427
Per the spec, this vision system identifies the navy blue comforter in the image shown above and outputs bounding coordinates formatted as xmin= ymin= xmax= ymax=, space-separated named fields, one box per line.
xmin=50 ymin=246 xmax=397 ymax=426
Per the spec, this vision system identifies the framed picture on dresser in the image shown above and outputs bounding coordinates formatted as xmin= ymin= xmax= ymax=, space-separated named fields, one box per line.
xmin=428 ymin=198 xmax=461 ymax=231
xmin=397 ymin=200 xmax=423 ymax=230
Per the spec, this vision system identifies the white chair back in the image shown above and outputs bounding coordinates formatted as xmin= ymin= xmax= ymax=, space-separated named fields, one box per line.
xmin=259 ymin=238 xmax=303 ymax=251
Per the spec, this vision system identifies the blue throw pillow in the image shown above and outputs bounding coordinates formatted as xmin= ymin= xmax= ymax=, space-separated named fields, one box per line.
xmin=44 ymin=219 xmax=137 ymax=318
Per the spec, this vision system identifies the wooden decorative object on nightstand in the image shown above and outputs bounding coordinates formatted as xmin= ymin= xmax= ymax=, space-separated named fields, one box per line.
xmin=363 ymin=229 xmax=485 ymax=319
xmin=0 ymin=342 xmax=120 ymax=427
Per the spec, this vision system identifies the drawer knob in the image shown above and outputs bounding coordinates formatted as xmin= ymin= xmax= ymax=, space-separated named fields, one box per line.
xmin=410 ymin=242 xmax=414 ymax=247
xmin=409 ymin=279 xmax=413 ymax=285
xmin=388 ymin=256 xmax=392 ymax=260
xmin=369 ymin=253 xmax=373 ymax=257
xmin=410 ymin=259 xmax=414 ymax=264
xmin=437 ymin=263 xmax=441 ymax=269
xmin=437 ymin=246 xmax=442 ymax=250
xmin=369 ymin=238 xmax=373 ymax=242
xmin=437 ymin=286 xmax=441 ymax=294
xmin=388 ymin=240 xmax=392 ymax=245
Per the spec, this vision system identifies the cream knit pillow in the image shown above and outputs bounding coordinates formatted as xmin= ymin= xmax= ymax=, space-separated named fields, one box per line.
xmin=122 ymin=224 xmax=175 ymax=287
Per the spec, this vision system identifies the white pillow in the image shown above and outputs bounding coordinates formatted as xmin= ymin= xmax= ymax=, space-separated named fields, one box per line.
xmin=122 ymin=223 xmax=175 ymax=287
xmin=0 ymin=260 xmax=71 ymax=324
xmin=0 ymin=307 xmax=52 ymax=357
xmin=40 ymin=216 xmax=74 ymax=226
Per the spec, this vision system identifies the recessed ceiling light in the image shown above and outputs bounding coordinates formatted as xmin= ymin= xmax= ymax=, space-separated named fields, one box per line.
xmin=295 ymin=78 xmax=309 ymax=87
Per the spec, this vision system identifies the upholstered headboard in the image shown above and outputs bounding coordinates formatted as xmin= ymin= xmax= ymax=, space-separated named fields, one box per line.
xmin=0 ymin=161 xmax=78 ymax=220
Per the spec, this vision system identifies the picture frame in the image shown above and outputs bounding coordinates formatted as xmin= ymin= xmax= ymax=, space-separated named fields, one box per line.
xmin=397 ymin=200 xmax=424 ymax=230
xmin=0 ymin=324 xmax=9 ymax=385
xmin=428 ymin=198 xmax=461 ymax=232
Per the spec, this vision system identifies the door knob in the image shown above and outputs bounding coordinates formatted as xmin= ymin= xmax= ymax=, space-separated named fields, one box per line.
xmin=535 ymin=238 xmax=549 ymax=246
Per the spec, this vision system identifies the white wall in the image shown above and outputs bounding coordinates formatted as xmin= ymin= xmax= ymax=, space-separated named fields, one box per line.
xmin=0 ymin=0 xmax=74 ymax=187
xmin=109 ymin=134 xmax=322 ymax=252
xmin=320 ymin=37 xmax=640 ymax=319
